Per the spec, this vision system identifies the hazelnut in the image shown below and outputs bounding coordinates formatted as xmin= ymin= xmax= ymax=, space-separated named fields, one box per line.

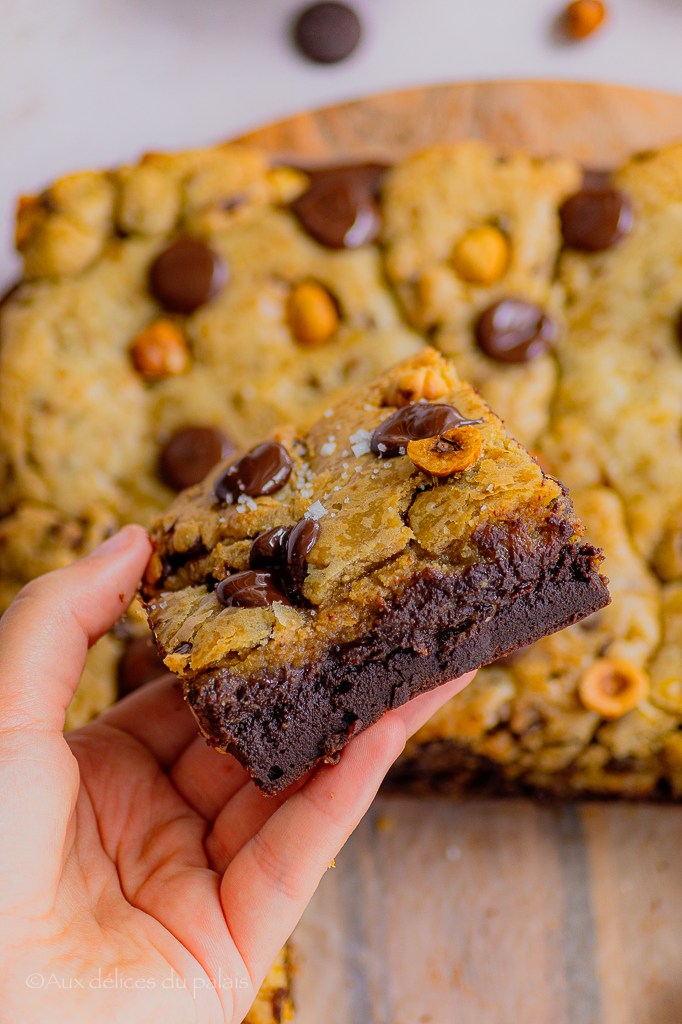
xmin=384 ymin=366 xmax=450 ymax=407
xmin=267 ymin=166 xmax=309 ymax=203
xmin=563 ymin=0 xmax=606 ymax=39
xmin=144 ymin=551 xmax=164 ymax=586
xmin=407 ymin=425 xmax=482 ymax=477
xmin=130 ymin=320 xmax=190 ymax=381
xmin=578 ymin=658 xmax=649 ymax=719
xmin=451 ymin=225 xmax=509 ymax=286
xmin=286 ymin=280 xmax=339 ymax=346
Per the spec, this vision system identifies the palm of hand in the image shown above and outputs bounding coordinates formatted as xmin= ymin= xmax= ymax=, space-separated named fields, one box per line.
xmin=0 ymin=526 xmax=473 ymax=1023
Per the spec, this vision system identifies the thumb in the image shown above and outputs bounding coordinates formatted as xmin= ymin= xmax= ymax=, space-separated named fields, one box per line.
xmin=0 ymin=525 xmax=151 ymax=732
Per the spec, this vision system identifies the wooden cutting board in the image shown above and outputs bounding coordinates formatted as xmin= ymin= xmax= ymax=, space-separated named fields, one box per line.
xmin=243 ymin=82 xmax=682 ymax=1024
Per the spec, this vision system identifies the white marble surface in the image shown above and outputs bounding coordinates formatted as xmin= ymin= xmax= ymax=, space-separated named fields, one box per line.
xmin=1 ymin=0 xmax=682 ymax=287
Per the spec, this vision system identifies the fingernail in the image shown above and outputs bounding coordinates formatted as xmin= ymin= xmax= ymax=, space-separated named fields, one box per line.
xmin=91 ymin=525 xmax=137 ymax=558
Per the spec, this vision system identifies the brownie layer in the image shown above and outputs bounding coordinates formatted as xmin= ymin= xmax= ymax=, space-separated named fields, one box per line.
xmin=185 ymin=540 xmax=609 ymax=794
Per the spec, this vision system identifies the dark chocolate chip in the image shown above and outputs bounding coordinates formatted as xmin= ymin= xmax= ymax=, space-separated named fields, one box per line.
xmin=160 ymin=426 xmax=232 ymax=491
xmin=559 ymin=189 xmax=633 ymax=252
xmin=291 ymin=164 xmax=386 ymax=249
xmin=214 ymin=442 xmax=293 ymax=503
xmin=215 ymin=571 xmax=290 ymax=608
xmin=371 ymin=403 xmax=483 ymax=458
xmin=293 ymin=2 xmax=362 ymax=64
xmin=249 ymin=526 xmax=292 ymax=570
xmin=475 ymin=299 xmax=556 ymax=363
xmin=285 ymin=518 xmax=321 ymax=593
xmin=149 ymin=237 xmax=227 ymax=314
xmin=117 ymin=636 xmax=167 ymax=697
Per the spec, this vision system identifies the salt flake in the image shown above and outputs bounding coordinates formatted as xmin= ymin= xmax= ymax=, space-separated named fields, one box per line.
xmin=305 ymin=500 xmax=328 ymax=521
xmin=350 ymin=428 xmax=373 ymax=458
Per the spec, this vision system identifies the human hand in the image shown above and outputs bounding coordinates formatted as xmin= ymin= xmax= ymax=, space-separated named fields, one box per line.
xmin=0 ymin=525 xmax=474 ymax=1023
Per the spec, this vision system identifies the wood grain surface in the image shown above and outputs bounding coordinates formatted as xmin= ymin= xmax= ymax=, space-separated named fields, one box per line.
xmin=240 ymin=82 xmax=682 ymax=1024
xmin=238 ymin=80 xmax=682 ymax=168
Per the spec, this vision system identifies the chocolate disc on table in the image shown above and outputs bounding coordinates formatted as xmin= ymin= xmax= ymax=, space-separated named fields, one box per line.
xmin=149 ymin=237 xmax=227 ymax=314
xmin=475 ymin=299 xmax=556 ymax=363
xmin=293 ymin=2 xmax=362 ymax=64
xmin=117 ymin=636 xmax=167 ymax=697
xmin=159 ymin=426 xmax=232 ymax=491
xmin=214 ymin=442 xmax=293 ymax=503
xmin=291 ymin=164 xmax=387 ymax=249
xmin=371 ymin=403 xmax=483 ymax=458
xmin=559 ymin=189 xmax=633 ymax=251
xmin=216 ymin=571 xmax=290 ymax=609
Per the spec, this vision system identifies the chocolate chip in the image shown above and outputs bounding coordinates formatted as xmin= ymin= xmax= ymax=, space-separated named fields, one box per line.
xmin=117 ymin=636 xmax=167 ymax=697
xmin=248 ymin=519 xmax=319 ymax=599
xmin=216 ymin=571 xmax=290 ymax=608
xmin=559 ymin=189 xmax=633 ymax=252
xmin=371 ymin=403 xmax=483 ymax=458
xmin=249 ymin=526 xmax=292 ymax=570
xmin=293 ymin=2 xmax=362 ymax=64
xmin=285 ymin=518 xmax=321 ymax=593
xmin=291 ymin=164 xmax=386 ymax=249
xmin=160 ymin=426 xmax=232 ymax=491
xmin=475 ymin=299 xmax=556 ymax=363
xmin=214 ymin=442 xmax=293 ymax=503
xmin=149 ymin=237 xmax=227 ymax=314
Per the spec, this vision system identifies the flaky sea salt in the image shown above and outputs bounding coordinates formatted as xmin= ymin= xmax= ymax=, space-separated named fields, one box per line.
xmin=237 ymin=494 xmax=257 ymax=512
xmin=305 ymin=500 xmax=328 ymax=521
xmin=320 ymin=441 xmax=336 ymax=456
xmin=324 ymin=408 xmax=334 ymax=418
xmin=350 ymin=428 xmax=373 ymax=458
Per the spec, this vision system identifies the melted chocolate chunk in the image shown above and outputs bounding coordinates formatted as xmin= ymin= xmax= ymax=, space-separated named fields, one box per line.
xmin=291 ymin=164 xmax=387 ymax=249
xmin=248 ymin=519 xmax=320 ymax=599
xmin=160 ymin=426 xmax=232 ymax=491
xmin=285 ymin=518 xmax=321 ymax=593
xmin=293 ymin=2 xmax=362 ymax=64
xmin=149 ymin=237 xmax=228 ymax=314
xmin=117 ymin=636 xmax=167 ymax=697
xmin=371 ymin=403 xmax=482 ymax=458
xmin=559 ymin=188 xmax=633 ymax=252
xmin=475 ymin=299 xmax=556 ymax=363
xmin=214 ymin=442 xmax=293 ymax=503
xmin=249 ymin=526 xmax=291 ymax=570
xmin=215 ymin=571 xmax=290 ymax=608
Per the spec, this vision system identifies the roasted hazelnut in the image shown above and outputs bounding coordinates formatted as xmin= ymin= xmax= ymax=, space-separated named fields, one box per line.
xmin=451 ymin=225 xmax=509 ymax=285
xmin=578 ymin=658 xmax=649 ymax=719
xmin=563 ymin=0 xmax=606 ymax=39
xmin=383 ymin=366 xmax=450 ymax=407
xmin=407 ymin=425 xmax=482 ymax=477
xmin=286 ymin=280 xmax=339 ymax=346
xmin=144 ymin=551 xmax=164 ymax=586
xmin=130 ymin=319 xmax=190 ymax=381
